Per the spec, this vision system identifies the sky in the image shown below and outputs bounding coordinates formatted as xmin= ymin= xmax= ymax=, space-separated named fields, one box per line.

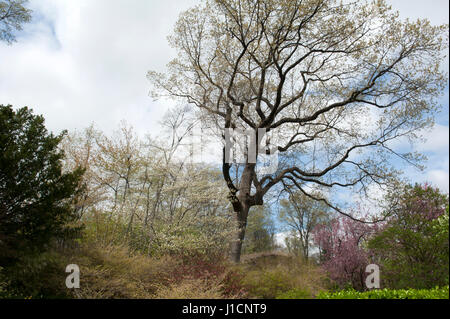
xmin=0 ymin=0 xmax=449 ymax=198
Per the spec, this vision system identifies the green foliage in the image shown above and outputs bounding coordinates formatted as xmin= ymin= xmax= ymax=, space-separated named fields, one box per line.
xmin=241 ymin=267 xmax=293 ymax=298
xmin=317 ymin=286 xmax=449 ymax=299
xmin=0 ymin=267 xmax=11 ymax=298
xmin=0 ymin=0 xmax=32 ymax=43
xmin=369 ymin=183 xmax=449 ymax=289
xmin=276 ymin=288 xmax=312 ymax=299
xmin=80 ymin=208 xmax=235 ymax=258
xmin=239 ymin=253 xmax=327 ymax=299
xmin=0 ymin=105 xmax=84 ymax=267
xmin=0 ymin=251 xmax=70 ymax=298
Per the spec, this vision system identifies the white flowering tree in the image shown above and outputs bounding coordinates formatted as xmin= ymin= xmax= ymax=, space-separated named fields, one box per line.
xmin=149 ymin=0 xmax=448 ymax=262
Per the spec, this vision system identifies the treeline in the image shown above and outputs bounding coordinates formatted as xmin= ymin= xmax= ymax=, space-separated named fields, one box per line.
xmin=0 ymin=105 xmax=279 ymax=298
xmin=62 ymin=123 xmax=234 ymax=256
xmin=309 ymin=184 xmax=449 ymax=291
xmin=59 ymin=107 xmax=280 ymax=257
xmin=0 ymin=104 xmax=448 ymax=299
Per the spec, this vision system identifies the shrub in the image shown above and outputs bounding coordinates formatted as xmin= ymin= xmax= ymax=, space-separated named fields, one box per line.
xmin=239 ymin=253 xmax=327 ymax=299
xmin=68 ymin=243 xmax=178 ymax=299
xmin=167 ymin=253 xmax=248 ymax=298
xmin=241 ymin=267 xmax=293 ymax=298
xmin=0 ymin=250 xmax=71 ymax=298
xmin=147 ymin=216 xmax=236 ymax=258
xmin=317 ymin=286 xmax=449 ymax=299
xmin=153 ymin=277 xmax=226 ymax=299
xmin=0 ymin=267 xmax=11 ymax=298
xmin=69 ymin=242 xmax=246 ymax=299
xmin=80 ymin=208 xmax=236 ymax=259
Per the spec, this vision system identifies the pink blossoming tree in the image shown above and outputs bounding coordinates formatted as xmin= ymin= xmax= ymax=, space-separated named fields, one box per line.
xmin=313 ymin=213 xmax=379 ymax=290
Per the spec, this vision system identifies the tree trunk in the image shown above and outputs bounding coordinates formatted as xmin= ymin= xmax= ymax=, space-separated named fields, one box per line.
xmin=227 ymin=160 xmax=256 ymax=263
xmin=230 ymin=205 xmax=249 ymax=263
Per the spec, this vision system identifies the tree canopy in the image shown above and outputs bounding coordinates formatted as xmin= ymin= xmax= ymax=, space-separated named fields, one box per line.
xmin=149 ymin=0 xmax=448 ymax=263
xmin=0 ymin=0 xmax=32 ymax=44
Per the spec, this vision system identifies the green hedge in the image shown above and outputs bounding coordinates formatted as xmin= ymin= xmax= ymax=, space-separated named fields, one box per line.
xmin=317 ymin=286 xmax=449 ymax=299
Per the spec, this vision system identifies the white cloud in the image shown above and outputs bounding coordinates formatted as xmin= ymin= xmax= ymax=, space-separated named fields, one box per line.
xmin=0 ymin=0 xmax=198 ymax=137
xmin=415 ymin=124 xmax=449 ymax=153
xmin=427 ymin=169 xmax=450 ymax=192
xmin=413 ymin=124 xmax=449 ymax=193
xmin=1 ymin=0 xmax=447 ymax=136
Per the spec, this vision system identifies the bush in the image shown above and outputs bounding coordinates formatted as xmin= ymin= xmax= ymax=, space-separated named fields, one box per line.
xmin=369 ymin=184 xmax=449 ymax=289
xmin=241 ymin=267 xmax=293 ymax=298
xmin=64 ymin=242 xmax=245 ymax=299
xmin=0 ymin=250 xmax=71 ymax=299
xmin=68 ymin=243 xmax=178 ymax=299
xmin=80 ymin=208 xmax=235 ymax=259
xmin=153 ymin=278 xmax=226 ymax=299
xmin=238 ymin=253 xmax=327 ymax=299
xmin=317 ymin=286 xmax=449 ymax=299
xmin=166 ymin=253 xmax=248 ymax=298
xmin=0 ymin=267 xmax=12 ymax=298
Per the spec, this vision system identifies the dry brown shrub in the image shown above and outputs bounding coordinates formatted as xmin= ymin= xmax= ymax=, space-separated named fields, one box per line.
xmin=69 ymin=243 xmax=179 ymax=299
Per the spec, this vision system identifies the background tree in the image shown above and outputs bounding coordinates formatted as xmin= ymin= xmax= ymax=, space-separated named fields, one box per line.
xmin=242 ymin=205 xmax=276 ymax=254
xmin=61 ymin=106 xmax=236 ymax=257
xmin=0 ymin=0 xmax=32 ymax=44
xmin=0 ymin=105 xmax=84 ymax=266
xmin=149 ymin=0 xmax=448 ymax=262
xmin=279 ymin=189 xmax=330 ymax=260
xmin=60 ymin=124 xmax=107 ymax=217
xmin=368 ymin=183 xmax=449 ymax=289
xmin=312 ymin=213 xmax=379 ymax=290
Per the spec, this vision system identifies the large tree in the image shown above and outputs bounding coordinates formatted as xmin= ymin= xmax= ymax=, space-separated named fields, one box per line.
xmin=0 ymin=0 xmax=32 ymax=44
xmin=148 ymin=0 xmax=448 ymax=262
